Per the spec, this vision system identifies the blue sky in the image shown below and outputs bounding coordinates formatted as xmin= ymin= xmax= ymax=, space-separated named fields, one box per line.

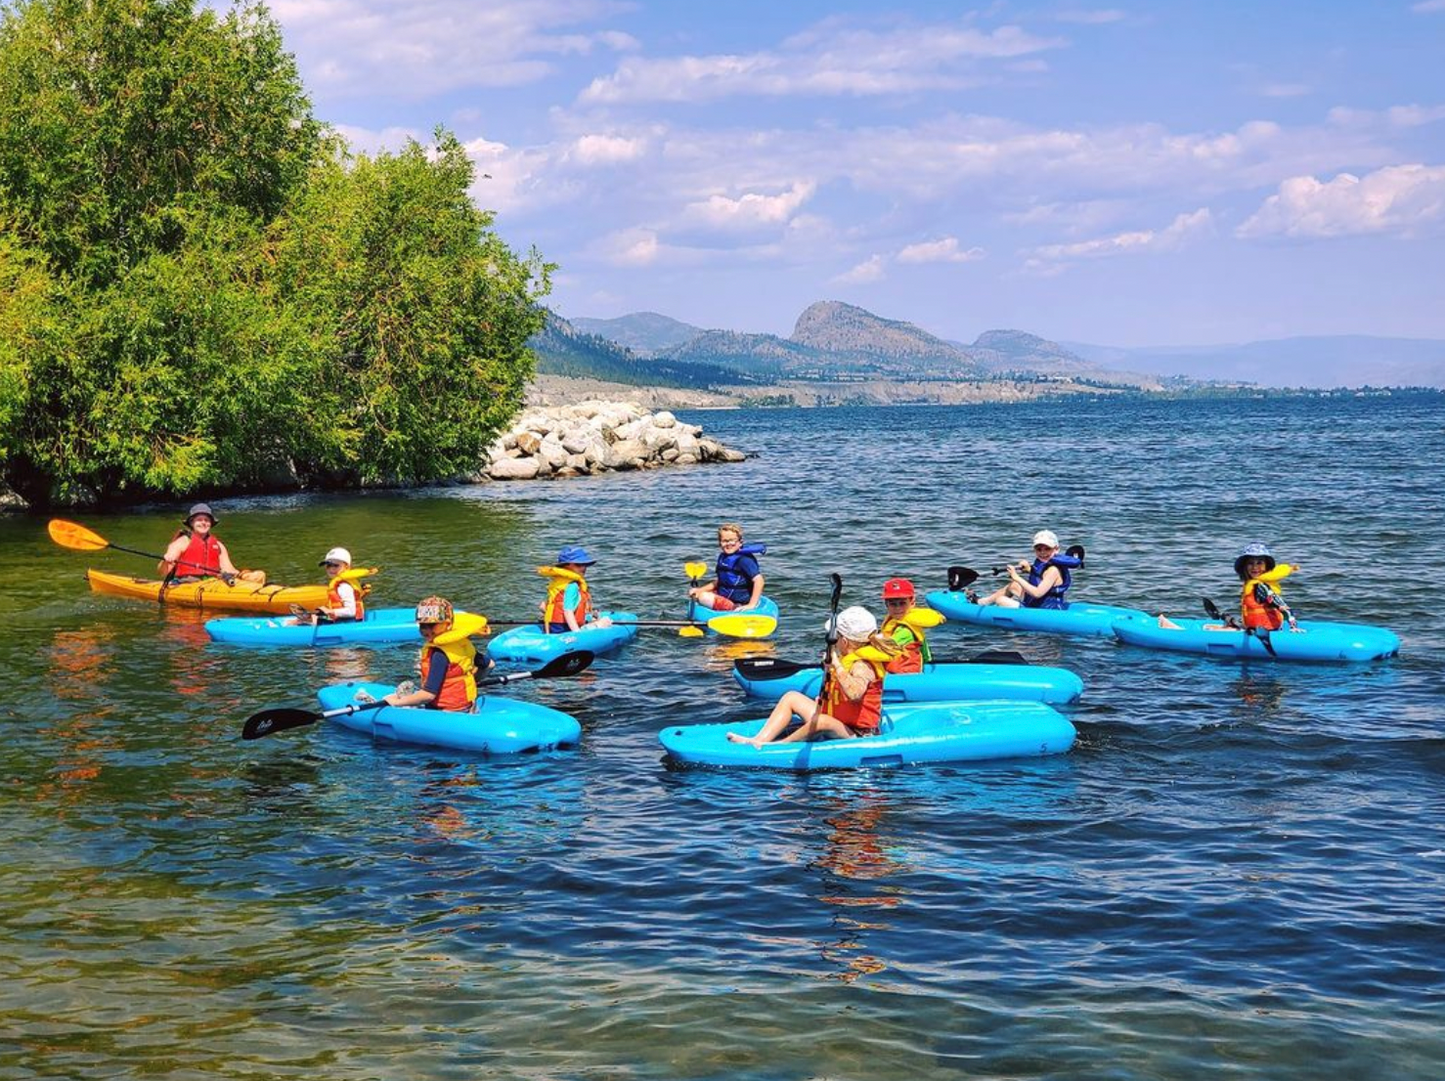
xmin=269 ymin=0 xmax=1445 ymax=346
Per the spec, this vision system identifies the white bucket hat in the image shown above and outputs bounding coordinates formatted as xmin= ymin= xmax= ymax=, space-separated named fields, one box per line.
xmin=824 ymin=605 xmax=878 ymax=640
xmin=319 ymin=547 xmax=352 ymax=566
xmin=1032 ymin=530 xmax=1060 ymax=549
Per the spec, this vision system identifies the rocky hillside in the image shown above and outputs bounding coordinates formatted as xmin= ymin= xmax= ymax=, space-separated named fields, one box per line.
xmin=791 ymin=300 xmax=986 ymax=377
xmin=569 ymin=311 xmax=706 ymax=355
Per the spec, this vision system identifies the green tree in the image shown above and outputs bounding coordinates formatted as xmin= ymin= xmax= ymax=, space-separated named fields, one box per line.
xmin=0 ymin=0 xmax=547 ymax=506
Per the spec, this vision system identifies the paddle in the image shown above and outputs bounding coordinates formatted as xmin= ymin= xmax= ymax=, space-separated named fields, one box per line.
xmin=735 ymin=648 xmax=1031 ymax=682
xmin=485 ymin=612 xmax=778 ymax=639
xmin=946 ymin=566 xmax=980 ymax=592
xmin=241 ymin=649 xmax=596 ymax=740
xmin=48 ymin=518 xmax=237 ymax=583
xmin=1202 ymin=597 xmax=1274 ymax=656
xmin=989 ymin=544 xmax=1087 ymax=576
xmin=679 ymin=561 xmax=710 ymax=639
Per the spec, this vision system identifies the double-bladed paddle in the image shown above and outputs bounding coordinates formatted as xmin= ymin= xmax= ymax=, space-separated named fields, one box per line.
xmin=486 ymin=611 xmax=778 ymax=639
xmin=680 ymin=561 xmax=710 ymax=638
xmin=989 ymin=544 xmax=1087 ymax=576
xmin=48 ymin=518 xmax=238 ymax=583
xmin=1202 ymin=597 xmax=1275 ymax=656
xmin=946 ymin=566 xmax=981 ymax=592
xmin=734 ymin=648 xmax=1031 ymax=682
xmin=241 ymin=649 xmax=596 ymax=740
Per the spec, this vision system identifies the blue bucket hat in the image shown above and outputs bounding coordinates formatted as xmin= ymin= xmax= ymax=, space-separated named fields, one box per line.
xmin=557 ymin=545 xmax=597 ymax=566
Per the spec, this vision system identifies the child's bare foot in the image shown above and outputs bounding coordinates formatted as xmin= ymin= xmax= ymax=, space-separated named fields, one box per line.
xmin=726 ymin=731 xmax=761 ymax=747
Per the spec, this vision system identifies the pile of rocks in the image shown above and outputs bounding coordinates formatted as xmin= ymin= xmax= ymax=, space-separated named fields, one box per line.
xmin=484 ymin=400 xmax=747 ymax=481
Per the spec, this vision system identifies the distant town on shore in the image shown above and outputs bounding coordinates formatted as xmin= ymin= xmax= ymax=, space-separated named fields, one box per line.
xmin=527 ymin=300 xmax=1445 ymax=410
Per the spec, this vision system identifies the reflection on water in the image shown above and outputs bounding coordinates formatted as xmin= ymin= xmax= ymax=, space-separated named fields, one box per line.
xmin=812 ymin=792 xmax=907 ymax=984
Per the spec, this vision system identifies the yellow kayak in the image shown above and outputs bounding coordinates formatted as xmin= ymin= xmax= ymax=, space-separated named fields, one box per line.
xmin=86 ymin=569 xmax=330 ymax=614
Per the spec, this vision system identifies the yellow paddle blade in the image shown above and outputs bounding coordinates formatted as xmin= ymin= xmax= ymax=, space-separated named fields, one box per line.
xmin=706 ymin=613 xmax=778 ymax=639
xmin=48 ymin=519 xmax=109 ymax=552
xmin=678 ymin=626 xmax=706 ymax=638
xmin=684 ymin=561 xmax=708 ymax=580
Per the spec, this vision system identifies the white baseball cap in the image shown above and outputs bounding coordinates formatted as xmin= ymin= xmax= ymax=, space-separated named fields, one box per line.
xmin=824 ymin=605 xmax=878 ymax=640
xmin=319 ymin=547 xmax=352 ymax=566
xmin=1032 ymin=530 xmax=1060 ymax=549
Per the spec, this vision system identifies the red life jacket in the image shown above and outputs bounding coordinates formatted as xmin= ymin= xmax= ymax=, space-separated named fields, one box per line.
xmin=881 ymin=619 xmax=926 ymax=674
xmin=1241 ymin=580 xmax=1285 ymax=631
xmin=825 ymin=652 xmax=886 ymax=732
xmin=176 ymin=533 xmax=223 ymax=577
xmin=420 ymin=639 xmax=478 ymax=712
xmin=327 ymin=578 xmax=366 ymax=620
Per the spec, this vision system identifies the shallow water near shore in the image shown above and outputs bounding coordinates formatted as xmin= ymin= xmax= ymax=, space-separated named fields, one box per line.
xmin=2 ymin=394 xmax=1443 ymax=1079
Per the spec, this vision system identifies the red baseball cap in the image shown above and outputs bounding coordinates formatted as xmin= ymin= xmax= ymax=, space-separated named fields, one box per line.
xmin=882 ymin=578 xmax=915 ymax=599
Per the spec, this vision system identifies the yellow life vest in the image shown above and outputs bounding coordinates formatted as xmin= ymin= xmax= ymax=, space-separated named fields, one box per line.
xmin=420 ymin=630 xmax=479 ymax=711
xmin=882 ymin=607 xmax=944 ymax=662
xmin=537 ymin=565 xmax=591 ymax=627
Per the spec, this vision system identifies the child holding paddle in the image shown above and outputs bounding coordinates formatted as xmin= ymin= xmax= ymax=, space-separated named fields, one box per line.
xmin=727 ymin=606 xmax=900 ymax=747
xmin=1236 ymin=543 xmax=1300 ymax=632
xmin=379 ymin=597 xmax=495 ymax=712
xmin=292 ymin=547 xmax=372 ymax=624
xmin=972 ymin=529 xmax=1081 ymax=610
xmin=540 ymin=546 xmax=613 ymax=632
xmin=689 ymin=523 xmax=765 ymax=611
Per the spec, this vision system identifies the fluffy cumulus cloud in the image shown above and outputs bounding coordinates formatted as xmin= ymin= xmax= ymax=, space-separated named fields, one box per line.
xmin=896 ymin=237 xmax=985 ymax=263
xmin=833 ymin=254 xmax=888 ymax=284
xmin=271 ymin=0 xmax=635 ymax=100
xmin=1026 ymin=208 xmax=1213 ymax=269
xmin=681 ymin=182 xmax=817 ymax=232
xmin=1237 ymin=164 xmax=1445 ymax=239
xmin=568 ymin=133 xmax=648 ymax=165
xmin=578 ymin=16 xmax=1064 ymax=104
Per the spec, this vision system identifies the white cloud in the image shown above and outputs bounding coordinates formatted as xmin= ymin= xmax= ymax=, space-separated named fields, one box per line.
xmin=1328 ymin=104 xmax=1445 ymax=129
xmin=272 ymin=0 xmax=634 ymax=100
xmin=1411 ymin=0 xmax=1445 ymax=12
xmin=579 ymin=17 xmax=1064 ymax=104
xmin=833 ymin=255 xmax=887 ymax=284
xmin=598 ymin=228 xmax=662 ymax=267
xmin=896 ymin=237 xmax=986 ymax=263
xmin=682 ymin=182 xmax=817 ymax=231
xmin=568 ymin=134 xmax=648 ymax=165
xmin=1237 ymin=164 xmax=1445 ymax=238
xmin=1027 ymin=208 xmax=1212 ymax=267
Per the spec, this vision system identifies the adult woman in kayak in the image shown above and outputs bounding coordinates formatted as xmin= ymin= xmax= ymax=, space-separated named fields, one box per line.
xmin=158 ymin=503 xmax=240 ymax=584
xmin=727 ymin=606 xmax=900 ymax=747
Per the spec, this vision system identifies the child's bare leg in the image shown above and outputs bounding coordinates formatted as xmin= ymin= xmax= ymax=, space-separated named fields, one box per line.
xmin=727 ymin=690 xmax=818 ymax=745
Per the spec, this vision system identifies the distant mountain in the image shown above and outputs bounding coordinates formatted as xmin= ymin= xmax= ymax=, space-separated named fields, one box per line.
xmin=569 ymin=312 xmax=706 ymax=355
xmin=966 ymin=329 xmax=1161 ymax=389
xmin=528 ymin=312 xmax=772 ymax=391
xmin=790 ymin=300 xmax=983 ymax=376
xmin=1061 ymin=336 xmax=1445 ymax=389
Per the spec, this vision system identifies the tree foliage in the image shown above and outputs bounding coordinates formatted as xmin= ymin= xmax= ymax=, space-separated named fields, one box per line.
xmin=0 ymin=0 xmax=548 ymax=507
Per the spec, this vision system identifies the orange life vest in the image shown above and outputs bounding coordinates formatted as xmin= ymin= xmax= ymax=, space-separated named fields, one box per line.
xmin=176 ymin=532 xmax=223 ymax=577
xmin=1241 ymin=579 xmax=1285 ymax=631
xmin=540 ymin=566 xmax=591 ymax=629
xmin=419 ymin=637 xmax=478 ymax=712
xmin=825 ymin=650 xmax=887 ymax=732
xmin=326 ymin=570 xmax=372 ymax=620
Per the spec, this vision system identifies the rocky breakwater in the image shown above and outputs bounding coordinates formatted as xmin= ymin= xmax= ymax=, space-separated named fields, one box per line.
xmin=484 ymin=401 xmax=747 ymax=481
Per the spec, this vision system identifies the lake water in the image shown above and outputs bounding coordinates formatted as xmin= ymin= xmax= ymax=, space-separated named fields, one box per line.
xmin=2 ymin=394 xmax=1442 ymax=1079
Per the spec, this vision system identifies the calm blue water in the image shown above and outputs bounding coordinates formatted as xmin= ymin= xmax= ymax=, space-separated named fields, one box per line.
xmin=1 ymin=395 xmax=1442 ymax=1079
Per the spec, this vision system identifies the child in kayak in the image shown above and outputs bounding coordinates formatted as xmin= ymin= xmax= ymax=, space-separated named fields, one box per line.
xmin=972 ymin=529 xmax=1080 ymax=610
xmin=539 ymin=546 xmax=613 ymax=632
xmin=727 ymin=606 xmax=900 ymax=746
xmin=689 ymin=523 xmax=766 ymax=611
xmin=879 ymin=578 xmax=945 ymax=673
xmin=293 ymin=547 xmax=372 ymax=624
xmin=159 ymin=503 xmax=241 ymax=583
xmin=380 ymin=597 xmax=494 ymax=711
xmin=1235 ymin=543 xmax=1300 ymax=632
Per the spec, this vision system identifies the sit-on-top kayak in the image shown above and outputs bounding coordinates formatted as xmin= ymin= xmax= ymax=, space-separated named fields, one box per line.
xmin=87 ymin=568 xmax=329 ymax=614
xmin=316 ymin=681 xmax=581 ymax=754
xmin=206 ymin=607 xmax=445 ymax=648
xmin=686 ymin=595 xmax=781 ymax=635
xmin=925 ymin=589 xmax=1147 ymax=638
xmin=660 ymin=699 xmax=1075 ymax=771
xmin=1111 ymin=615 xmax=1401 ymax=663
xmin=487 ymin=611 xmax=639 ymax=664
xmin=732 ymin=658 xmax=1083 ymax=705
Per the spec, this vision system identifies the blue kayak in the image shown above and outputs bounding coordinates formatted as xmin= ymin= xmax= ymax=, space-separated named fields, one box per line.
xmin=686 ymin=595 xmax=781 ymax=635
xmin=206 ymin=607 xmax=432 ymax=648
xmin=925 ymin=590 xmax=1148 ymax=638
xmin=660 ymin=700 xmax=1076 ymax=771
xmin=316 ymin=681 xmax=581 ymax=753
xmin=487 ymin=611 xmax=639 ymax=664
xmin=1111 ymin=615 xmax=1401 ymax=663
xmin=732 ymin=659 xmax=1083 ymax=705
